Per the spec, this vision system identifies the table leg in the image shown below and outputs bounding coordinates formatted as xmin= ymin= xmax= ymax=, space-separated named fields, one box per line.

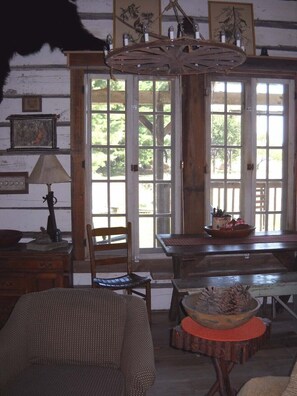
xmin=169 ymin=286 xmax=179 ymax=321
xmin=169 ymin=256 xmax=182 ymax=321
xmin=271 ymin=252 xmax=297 ymax=314
xmin=206 ymin=358 xmax=236 ymax=396
xmin=169 ymin=255 xmax=207 ymax=321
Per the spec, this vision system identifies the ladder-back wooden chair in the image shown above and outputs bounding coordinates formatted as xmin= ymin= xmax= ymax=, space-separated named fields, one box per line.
xmin=86 ymin=222 xmax=152 ymax=323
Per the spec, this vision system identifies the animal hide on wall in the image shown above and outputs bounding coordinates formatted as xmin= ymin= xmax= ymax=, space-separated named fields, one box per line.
xmin=0 ymin=0 xmax=106 ymax=103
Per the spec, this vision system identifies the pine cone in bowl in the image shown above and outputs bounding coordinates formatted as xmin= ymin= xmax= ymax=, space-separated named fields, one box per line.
xmin=182 ymin=285 xmax=261 ymax=329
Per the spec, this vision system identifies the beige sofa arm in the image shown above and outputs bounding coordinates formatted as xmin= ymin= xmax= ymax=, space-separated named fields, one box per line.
xmin=121 ymin=295 xmax=156 ymax=396
xmin=237 ymin=357 xmax=297 ymax=396
xmin=0 ymin=295 xmax=29 ymax=386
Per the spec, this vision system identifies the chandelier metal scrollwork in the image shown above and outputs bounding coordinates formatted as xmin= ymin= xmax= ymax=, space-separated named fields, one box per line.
xmin=104 ymin=0 xmax=247 ymax=76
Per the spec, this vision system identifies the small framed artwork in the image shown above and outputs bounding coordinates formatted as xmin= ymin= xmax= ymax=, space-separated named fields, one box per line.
xmin=0 ymin=172 xmax=28 ymax=194
xmin=22 ymin=96 xmax=42 ymax=112
xmin=113 ymin=0 xmax=161 ymax=48
xmin=208 ymin=1 xmax=255 ymax=55
xmin=7 ymin=114 xmax=59 ymax=150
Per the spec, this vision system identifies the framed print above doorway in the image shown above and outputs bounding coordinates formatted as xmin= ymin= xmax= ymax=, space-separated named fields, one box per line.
xmin=113 ymin=0 xmax=161 ymax=48
xmin=208 ymin=1 xmax=255 ymax=55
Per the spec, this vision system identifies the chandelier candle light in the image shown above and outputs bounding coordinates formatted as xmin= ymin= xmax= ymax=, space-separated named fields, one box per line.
xmin=104 ymin=0 xmax=246 ymax=76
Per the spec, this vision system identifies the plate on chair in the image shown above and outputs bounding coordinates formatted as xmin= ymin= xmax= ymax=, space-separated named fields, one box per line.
xmin=204 ymin=225 xmax=256 ymax=238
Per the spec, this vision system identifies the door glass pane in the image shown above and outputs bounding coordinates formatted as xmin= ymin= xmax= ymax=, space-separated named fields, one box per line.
xmin=139 ymin=115 xmax=154 ymax=146
xmin=89 ymin=78 xmax=127 ymax=228
xmin=110 ymin=114 xmax=126 ymax=145
xmin=139 ymin=148 xmax=153 ymax=180
xmin=138 ymin=79 xmax=173 ymax=248
xmin=268 ymin=116 xmax=283 ymax=146
xmin=92 ymin=183 xmax=107 ymax=214
xmin=255 ymin=82 xmax=285 ymax=231
xmin=139 ymin=183 xmax=153 ymax=214
xmin=227 ymin=148 xmax=241 ymax=179
xmin=91 ymin=148 xmax=107 ymax=180
xmin=139 ymin=217 xmax=154 ymax=247
xmin=156 ymin=148 xmax=171 ymax=180
xmin=210 ymin=81 xmax=243 ymax=218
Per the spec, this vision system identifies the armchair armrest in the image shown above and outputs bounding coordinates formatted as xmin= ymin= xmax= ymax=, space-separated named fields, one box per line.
xmin=121 ymin=295 xmax=156 ymax=396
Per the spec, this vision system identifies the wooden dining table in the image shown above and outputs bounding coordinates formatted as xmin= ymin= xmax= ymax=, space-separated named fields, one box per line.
xmin=156 ymin=231 xmax=297 ymax=320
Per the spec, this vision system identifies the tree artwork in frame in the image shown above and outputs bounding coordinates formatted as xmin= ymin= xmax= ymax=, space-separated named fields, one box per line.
xmin=208 ymin=1 xmax=255 ymax=55
xmin=7 ymin=114 xmax=59 ymax=150
xmin=113 ymin=0 xmax=161 ymax=48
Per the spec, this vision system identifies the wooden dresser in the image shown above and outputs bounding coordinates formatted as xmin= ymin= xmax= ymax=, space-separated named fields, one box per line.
xmin=0 ymin=243 xmax=73 ymax=328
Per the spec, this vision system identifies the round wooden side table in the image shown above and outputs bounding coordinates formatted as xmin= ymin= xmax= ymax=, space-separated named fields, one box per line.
xmin=171 ymin=316 xmax=271 ymax=396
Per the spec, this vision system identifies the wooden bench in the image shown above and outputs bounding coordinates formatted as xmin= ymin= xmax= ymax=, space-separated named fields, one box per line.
xmin=172 ymin=272 xmax=297 ymax=322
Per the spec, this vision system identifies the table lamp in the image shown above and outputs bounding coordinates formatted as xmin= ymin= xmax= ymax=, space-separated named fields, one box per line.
xmin=29 ymin=154 xmax=71 ymax=242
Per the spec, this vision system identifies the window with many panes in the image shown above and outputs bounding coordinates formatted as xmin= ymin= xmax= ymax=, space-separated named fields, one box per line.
xmin=206 ymin=77 xmax=295 ymax=230
xmin=85 ymin=74 xmax=182 ymax=259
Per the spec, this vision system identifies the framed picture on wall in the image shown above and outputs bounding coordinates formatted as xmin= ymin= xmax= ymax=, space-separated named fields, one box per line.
xmin=113 ymin=0 xmax=161 ymax=48
xmin=7 ymin=114 xmax=59 ymax=150
xmin=208 ymin=1 xmax=255 ymax=55
xmin=22 ymin=96 xmax=42 ymax=112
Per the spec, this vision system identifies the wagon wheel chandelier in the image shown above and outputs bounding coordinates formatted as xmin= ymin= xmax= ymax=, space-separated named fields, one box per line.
xmin=104 ymin=0 xmax=247 ymax=76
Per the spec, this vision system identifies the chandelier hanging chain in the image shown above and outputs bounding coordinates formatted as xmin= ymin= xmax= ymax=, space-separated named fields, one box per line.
xmin=164 ymin=0 xmax=205 ymax=40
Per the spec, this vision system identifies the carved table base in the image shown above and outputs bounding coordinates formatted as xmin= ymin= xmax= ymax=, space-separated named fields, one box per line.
xmin=170 ymin=317 xmax=271 ymax=396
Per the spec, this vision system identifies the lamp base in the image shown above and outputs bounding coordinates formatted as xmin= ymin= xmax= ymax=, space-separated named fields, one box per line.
xmin=47 ymin=215 xmax=61 ymax=242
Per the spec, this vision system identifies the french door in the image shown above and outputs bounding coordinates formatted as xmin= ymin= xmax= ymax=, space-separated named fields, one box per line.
xmin=206 ymin=77 xmax=295 ymax=231
xmin=85 ymin=74 xmax=182 ymax=258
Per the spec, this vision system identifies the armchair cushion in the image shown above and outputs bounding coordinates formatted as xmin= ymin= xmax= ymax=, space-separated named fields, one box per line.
xmin=27 ymin=288 xmax=127 ymax=368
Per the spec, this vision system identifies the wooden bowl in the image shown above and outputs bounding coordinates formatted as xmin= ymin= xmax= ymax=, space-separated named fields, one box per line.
xmin=0 ymin=230 xmax=23 ymax=248
xmin=204 ymin=224 xmax=256 ymax=238
xmin=182 ymin=292 xmax=261 ymax=330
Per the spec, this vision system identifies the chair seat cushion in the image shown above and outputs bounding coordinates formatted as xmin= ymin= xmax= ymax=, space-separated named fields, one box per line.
xmin=94 ymin=273 xmax=151 ymax=289
xmin=1 ymin=365 xmax=125 ymax=396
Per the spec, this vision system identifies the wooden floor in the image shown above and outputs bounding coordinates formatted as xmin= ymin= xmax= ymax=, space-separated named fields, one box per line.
xmin=147 ymin=307 xmax=297 ymax=396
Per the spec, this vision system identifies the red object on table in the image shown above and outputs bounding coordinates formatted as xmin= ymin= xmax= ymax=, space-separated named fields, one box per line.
xmin=171 ymin=316 xmax=270 ymax=396
xmin=181 ymin=316 xmax=266 ymax=342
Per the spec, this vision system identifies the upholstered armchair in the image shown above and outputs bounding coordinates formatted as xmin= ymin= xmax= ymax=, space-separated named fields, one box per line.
xmin=0 ymin=288 xmax=156 ymax=396
xmin=237 ymin=357 xmax=297 ymax=396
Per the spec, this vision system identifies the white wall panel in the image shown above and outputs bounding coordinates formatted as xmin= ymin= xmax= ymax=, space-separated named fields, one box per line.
xmin=4 ymin=70 xmax=70 ymax=96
